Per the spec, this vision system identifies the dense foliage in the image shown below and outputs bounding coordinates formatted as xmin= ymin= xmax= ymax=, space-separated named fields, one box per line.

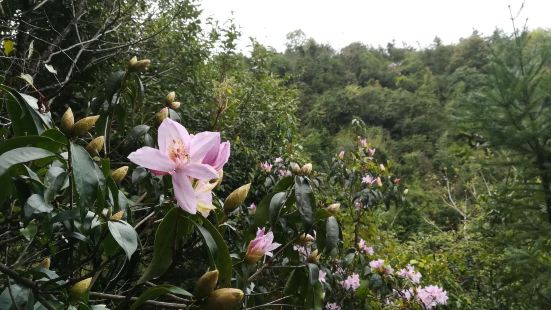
xmin=0 ymin=1 xmax=550 ymax=309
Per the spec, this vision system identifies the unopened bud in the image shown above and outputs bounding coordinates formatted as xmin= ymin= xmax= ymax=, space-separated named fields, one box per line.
xmin=128 ymin=57 xmax=150 ymax=72
xmin=39 ymin=257 xmax=51 ymax=269
xmin=110 ymin=211 xmax=124 ymax=221
xmin=290 ymin=162 xmax=301 ymax=175
xmin=111 ymin=166 xmax=128 ymax=184
xmin=301 ymin=163 xmax=313 ymax=175
xmin=166 ymin=91 xmax=176 ymax=104
xmin=403 ymin=189 xmax=409 ymax=195
xmin=168 ymin=101 xmax=181 ymax=109
xmin=376 ymin=177 xmax=383 ymax=187
xmin=155 ymin=108 xmax=168 ymax=124
xmin=326 ymin=203 xmax=340 ymax=215
xmin=60 ymin=107 xmax=74 ymax=133
xmin=379 ymin=164 xmax=386 ymax=171
xmin=194 ymin=270 xmax=219 ymax=298
xmin=307 ymin=249 xmax=321 ymax=263
xmin=128 ymin=56 xmax=138 ymax=67
xmin=204 ymin=288 xmax=244 ymax=310
xmin=296 ymin=233 xmax=315 ymax=245
xmin=223 ymin=183 xmax=251 ymax=213
xmin=86 ymin=136 xmax=105 ymax=155
xmin=71 ymin=115 xmax=99 ymax=137
xmin=70 ymin=277 xmax=92 ymax=299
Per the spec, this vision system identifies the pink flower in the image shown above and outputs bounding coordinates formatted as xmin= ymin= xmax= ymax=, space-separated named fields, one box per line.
xmin=274 ymin=157 xmax=283 ymax=163
xmin=325 ymin=303 xmax=340 ymax=310
xmin=260 ymin=161 xmax=272 ymax=173
xmin=319 ymin=270 xmax=327 ymax=283
xmin=368 ymin=148 xmax=376 ymax=156
xmin=394 ymin=288 xmax=414 ymax=301
xmin=362 ymin=175 xmax=376 ymax=185
xmin=417 ymin=285 xmax=448 ymax=309
xmin=128 ymin=119 xmax=221 ymax=214
xmin=369 ymin=259 xmax=385 ymax=270
xmin=248 ymin=203 xmax=257 ymax=214
xmin=245 ymin=228 xmax=281 ymax=264
xmin=202 ymin=139 xmax=230 ymax=172
xmin=278 ymin=169 xmax=291 ymax=177
xmin=393 ymin=178 xmax=401 ymax=185
xmin=338 ymin=150 xmax=345 ymax=160
xmin=357 ymin=239 xmax=374 ymax=255
xmin=293 ymin=245 xmax=308 ymax=258
xmin=359 ymin=137 xmax=368 ymax=147
xmin=341 ymin=273 xmax=360 ymax=291
xmin=194 ymin=180 xmax=217 ymax=217
xmin=397 ymin=264 xmax=422 ymax=284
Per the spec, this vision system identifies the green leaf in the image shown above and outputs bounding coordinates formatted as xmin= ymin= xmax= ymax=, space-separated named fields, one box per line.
xmin=0 ymin=135 xmax=64 ymax=155
xmin=44 ymin=166 xmax=67 ymax=202
xmin=139 ymin=207 xmax=187 ymax=283
xmin=273 ymin=176 xmax=294 ymax=192
xmin=189 ymin=217 xmax=233 ymax=287
xmin=0 ymin=147 xmax=55 ymax=177
xmin=20 ymin=222 xmax=37 ymax=241
xmin=254 ymin=192 xmax=275 ymax=227
xmin=269 ymin=192 xmax=287 ymax=226
xmin=106 ymin=71 xmax=127 ymax=104
xmin=0 ymin=85 xmax=51 ymax=135
xmin=25 ymin=193 xmax=53 ymax=214
xmin=130 ymin=285 xmax=192 ymax=310
xmin=307 ymin=263 xmax=319 ymax=285
xmin=294 ymin=176 xmax=315 ymax=232
xmin=108 ymin=220 xmax=138 ymax=259
xmin=325 ymin=216 xmax=339 ymax=255
xmin=70 ymin=142 xmax=103 ymax=212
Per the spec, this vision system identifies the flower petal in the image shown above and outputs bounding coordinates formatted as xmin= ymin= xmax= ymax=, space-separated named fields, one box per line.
xmin=128 ymin=147 xmax=175 ymax=173
xmin=172 ymin=173 xmax=196 ymax=214
xmin=191 ymin=131 xmax=220 ymax=162
xmin=181 ymin=163 xmax=218 ymax=180
xmin=158 ymin=118 xmax=191 ymax=155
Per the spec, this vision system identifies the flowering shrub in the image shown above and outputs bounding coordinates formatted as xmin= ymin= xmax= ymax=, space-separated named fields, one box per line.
xmin=0 ymin=58 xmax=448 ymax=309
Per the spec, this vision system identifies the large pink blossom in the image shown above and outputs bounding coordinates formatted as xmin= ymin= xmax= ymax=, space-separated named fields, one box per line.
xmin=341 ymin=273 xmax=361 ymax=291
xmin=417 ymin=285 xmax=448 ymax=309
xmin=245 ymin=228 xmax=281 ymax=264
xmin=128 ymin=119 xmax=227 ymax=214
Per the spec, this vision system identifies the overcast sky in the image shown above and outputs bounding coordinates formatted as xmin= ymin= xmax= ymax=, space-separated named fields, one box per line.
xmin=199 ymin=0 xmax=551 ymax=52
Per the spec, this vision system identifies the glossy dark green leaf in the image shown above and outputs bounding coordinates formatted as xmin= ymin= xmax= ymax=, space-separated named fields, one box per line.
xmin=189 ymin=217 xmax=233 ymax=287
xmin=269 ymin=192 xmax=287 ymax=226
xmin=70 ymin=142 xmax=102 ymax=211
xmin=273 ymin=175 xmax=294 ymax=192
xmin=254 ymin=192 xmax=275 ymax=227
xmin=44 ymin=166 xmax=67 ymax=202
xmin=108 ymin=220 xmax=139 ymax=259
xmin=139 ymin=207 xmax=187 ymax=283
xmin=0 ymin=147 xmax=55 ymax=177
xmin=0 ymin=85 xmax=51 ymax=136
xmin=325 ymin=216 xmax=339 ymax=255
xmin=294 ymin=176 xmax=315 ymax=232
xmin=131 ymin=285 xmax=192 ymax=310
xmin=106 ymin=71 xmax=127 ymax=104
xmin=307 ymin=263 xmax=319 ymax=285
xmin=25 ymin=193 xmax=53 ymax=214
xmin=0 ymin=135 xmax=64 ymax=154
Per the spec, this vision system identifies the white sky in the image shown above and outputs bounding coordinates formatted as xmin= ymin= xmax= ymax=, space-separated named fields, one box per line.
xmin=199 ymin=0 xmax=551 ymax=52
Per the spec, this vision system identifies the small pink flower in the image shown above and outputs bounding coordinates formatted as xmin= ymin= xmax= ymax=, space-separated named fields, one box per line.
xmin=248 ymin=203 xmax=257 ymax=214
xmin=362 ymin=175 xmax=376 ymax=185
xmin=274 ymin=157 xmax=283 ymax=163
xmin=393 ymin=178 xmax=401 ymax=185
xmin=357 ymin=239 xmax=374 ymax=255
xmin=394 ymin=288 xmax=414 ymax=301
xmin=319 ymin=270 xmax=327 ymax=283
xmin=368 ymin=148 xmax=376 ymax=156
xmin=128 ymin=119 xmax=222 ymax=214
xmin=260 ymin=161 xmax=272 ymax=173
xmin=397 ymin=264 xmax=422 ymax=284
xmin=417 ymin=285 xmax=448 ymax=309
xmin=359 ymin=137 xmax=368 ymax=147
xmin=293 ymin=245 xmax=308 ymax=258
xmin=338 ymin=150 xmax=345 ymax=160
xmin=369 ymin=259 xmax=385 ymax=270
xmin=341 ymin=273 xmax=360 ymax=291
xmin=245 ymin=228 xmax=281 ymax=264
xmin=278 ymin=169 xmax=291 ymax=177
xmin=325 ymin=303 xmax=341 ymax=310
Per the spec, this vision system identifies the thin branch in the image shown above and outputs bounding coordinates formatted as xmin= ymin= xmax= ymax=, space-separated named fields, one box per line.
xmin=89 ymin=292 xmax=189 ymax=308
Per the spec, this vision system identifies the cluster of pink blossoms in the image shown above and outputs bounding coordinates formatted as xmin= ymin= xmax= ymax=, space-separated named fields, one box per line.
xmin=260 ymin=161 xmax=272 ymax=173
xmin=417 ymin=285 xmax=449 ymax=309
xmin=369 ymin=259 xmax=394 ymax=275
xmin=341 ymin=273 xmax=360 ymax=291
xmin=397 ymin=264 xmax=422 ymax=284
xmin=128 ymin=119 xmax=229 ymax=216
xmin=325 ymin=302 xmax=341 ymax=310
xmin=357 ymin=238 xmax=374 ymax=255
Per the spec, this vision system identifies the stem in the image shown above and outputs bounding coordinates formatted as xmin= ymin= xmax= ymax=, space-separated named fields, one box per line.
xmin=89 ymin=292 xmax=189 ymax=308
